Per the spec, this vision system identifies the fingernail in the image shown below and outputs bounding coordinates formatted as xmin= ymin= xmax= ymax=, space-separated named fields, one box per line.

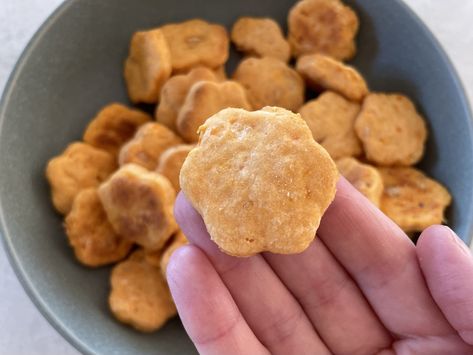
xmin=442 ymin=226 xmax=472 ymax=256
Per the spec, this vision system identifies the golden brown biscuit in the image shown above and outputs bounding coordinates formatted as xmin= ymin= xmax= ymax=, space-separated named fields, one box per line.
xmin=296 ymin=54 xmax=368 ymax=102
xmin=180 ymin=107 xmax=338 ymax=257
xmin=233 ymin=57 xmax=305 ymax=111
xmin=46 ymin=142 xmax=116 ymax=215
xmin=98 ymin=164 xmax=178 ymax=250
xmin=171 ymin=65 xmax=227 ymax=80
xmin=119 ymin=122 xmax=183 ymax=170
xmin=124 ymin=29 xmax=172 ymax=104
xmin=299 ymin=91 xmax=362 ymax=159
xmin=161 ymin=19 xmax=229 ymax=72
xmin=160 ymin=231 xmax=187 ymax=277
xmin=83 ymin=103 xmax=151 ymax=156
xmin=379 ymin=167 xmax=451 ymax=232
xmin=213 ymin=65 xmax=227 ymax=81
xmin=177 ymin=80 xmax=252 ymax=142
xmin=288 ymin=0 xmax=359 ymax=60
xmin=109 ymin=249 xmax=176 ymax=332
xmin=143 ymin=246 xmax=165 ymax=269
xmin=336 ymin=157 xmax=383 ymax=207
xmin=144 ymin=230 xmax=187 ymax=270
xmin=156 ymin=144 xmax=194 ymax=191
xmin=65 ymin=188 xmax=132 ymax=267
xmin=155 ymin=67 xmax=219 ymax=131
xmin=231 ymin=17 xmax=291 ymax=62
xmin=354 ymin=93 xmax=428 ymax=166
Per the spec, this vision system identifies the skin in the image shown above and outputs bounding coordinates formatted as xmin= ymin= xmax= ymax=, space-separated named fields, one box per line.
xmin=167 ymin=177 xmax=473 ymax=355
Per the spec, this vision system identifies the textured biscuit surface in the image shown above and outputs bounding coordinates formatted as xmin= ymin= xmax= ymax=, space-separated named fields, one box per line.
xmin=299 ymin=91 xmax=361 ymax=159
xmin=156 ymin=67 xmax=219 ymax=131
xmin=355 ymin=93 xmax=427 ymax=166
xmin=144 ymin=244 xmax=166 ymax=269
xmin=379 ymin=167 xmax=451 ymax=232
xmin=98 ymin=164 xmax=178 ymax=250
xmin=124 ymin=29 xmax=172 ymax=103
xmin=288 ymin=0 xmax=359 ymax=60
xmin=336 ymin=157 xmax=383 ymax=207
xmin=109 ymin=250 xmax=176 ymax=332
xmin=213 ymin=65 xmax=227 ymax=81
xmin=177 ymin=80 xmax=251 ymax=142
xmin=296 ymin=54 xmax=368 ymax=102
xmin=160 ymin=231 xmax=187 ymax=277
xmin=46 ymin=142 xmax=116 ymax=215
xmin=231 ymin=17 xmax=291 ymax=62
xmin=156 ymin=144 xmax=194 ymax=191
xmin=161 ymin=19 xmax=229 ymax=72
xmin=142 ymin=231 xmax=186 ymax=270
xmin=119 ymin=122 xmax=182 ymax=170
xmin=84 ymin=103 xmax=151 ymax=156
xmin=180 ymin=107 xmax=338 ymax=257
xmin=233 ymin=57 xmax=305 ymax=111
xmin=65 ymin=188 xmax=132 ymax=267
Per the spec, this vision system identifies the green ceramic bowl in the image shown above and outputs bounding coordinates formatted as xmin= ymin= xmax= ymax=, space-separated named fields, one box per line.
xmin=1 ymin=0 xmax=472 ymax=354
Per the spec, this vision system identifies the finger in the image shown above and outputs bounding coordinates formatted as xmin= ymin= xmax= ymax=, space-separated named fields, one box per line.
xmin=265 ymin=238 xmax=393 ymax=355
xmin=167 ymin=245 xmax=269 ymax=355
xmin=392 ymin=334 xmax=473 ymax=354
xmin=167 ymin=246 xmax=269 ymax=355
xmin=175 ymin=193 xmax=330 ymax=355
xmin=417 ymin=225 xmax=473 ymax=345
xmin=318 ymin=178 xmax=453 ymax=337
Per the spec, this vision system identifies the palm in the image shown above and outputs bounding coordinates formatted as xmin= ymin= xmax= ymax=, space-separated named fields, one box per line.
xmin=168 ymin=179 xmax=473 ymax=355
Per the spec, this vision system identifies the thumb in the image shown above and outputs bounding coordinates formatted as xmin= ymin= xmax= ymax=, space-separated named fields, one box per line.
xmin=416 ymin=225 xmax=473 ymax=345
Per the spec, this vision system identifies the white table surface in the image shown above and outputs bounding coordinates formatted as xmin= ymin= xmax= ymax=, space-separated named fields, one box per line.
xmin=0 ymin=1 xmax=472 ymax=354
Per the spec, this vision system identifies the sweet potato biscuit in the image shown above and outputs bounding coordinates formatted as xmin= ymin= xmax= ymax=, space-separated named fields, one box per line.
xmin=119 ymin=122 xmax=183 ymax=170
xmin=336 ymin=157 xmax=383 ymax=207
xmin=161 ymin=19 xmax=229 ymax=72
xmin=98 ymin=164 xmax=178 ymax=250
xmin=156 ymin=144 xmax=194 ymax=191
xmin=124 ymin=29 xmax=172 ymax=104
xmin=156 ymin=67 xmax=219 ymax=131
xmin=109 ymin=249 xmax=176 ymax=332
xmin=143 ymin=246 xmax=165 ymax=269
xmin=213 ymin=65 xmax=227 ymax=81
xmin=354 ymin=93 xmax=428 ymax=166
xmin=160 ymin=231 xmax=187 ymax=277
xmin=298 ymin=91 xmax=362 ymax=159
xmin=231 ymin=17 xmax=291 ymax=62
xmin=288 ymin=0 xmax=359 ymax=60
xmin=144 ymin=230 xmax=187 ymax=270
xmin=233 ymin=57 xmax=305 ymax=111
xmin=46 ymin=142 xmax=116 ymax=215
xmin=65 ymin=188 xmax=132 ymax=267
xmin=180 ymin=107 xmax=338 ymax=257
xmin=171 ymin=65 xmax=227 ymax=80
xmin=296 ymin=54 xmax=368 ymax=102
xmin=84 ymin=103 xmax=151 ymax=156
xmin=379 ymin=167 xmax=451 ymax=232
xmin=177 ymin=80 xmax=251 ymax=142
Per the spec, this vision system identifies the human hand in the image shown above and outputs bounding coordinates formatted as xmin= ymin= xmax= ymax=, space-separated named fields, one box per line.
xmin=167 ymin=178 xmax=473 ymax=355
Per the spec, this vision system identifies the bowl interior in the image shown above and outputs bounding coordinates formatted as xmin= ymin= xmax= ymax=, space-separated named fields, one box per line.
xmin=1 ymin=0 xmax=472 ymax=354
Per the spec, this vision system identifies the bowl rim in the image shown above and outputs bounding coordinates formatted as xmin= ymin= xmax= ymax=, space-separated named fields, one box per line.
xmin=0 ymin=1 xmax=472 ymax=354
xmin=0 ymin=3 xmax=96 ymax=355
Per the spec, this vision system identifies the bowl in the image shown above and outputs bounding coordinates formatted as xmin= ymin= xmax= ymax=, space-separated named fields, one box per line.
xmin=1 ymin=0 xmax=472 ymax=354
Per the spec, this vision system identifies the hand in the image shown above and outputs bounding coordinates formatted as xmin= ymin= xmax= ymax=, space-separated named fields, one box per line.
xmin=167 ymin=178 xmax=473 ymax=355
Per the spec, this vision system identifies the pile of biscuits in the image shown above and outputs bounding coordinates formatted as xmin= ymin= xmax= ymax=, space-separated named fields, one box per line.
xmin=45 ymin=0 xmax=451 ymax=333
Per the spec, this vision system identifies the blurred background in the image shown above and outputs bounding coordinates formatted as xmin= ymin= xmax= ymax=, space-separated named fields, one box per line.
xmin=0 ymin=0 xmax=472 ymax=354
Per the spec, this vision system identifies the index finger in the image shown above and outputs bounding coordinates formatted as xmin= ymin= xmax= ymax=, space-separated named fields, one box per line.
xmin=167 ymin=245 xmax=270 ymax=355
xmin=318 ymin=178 xmax=454 ymax=337
xmin=174 ymin=193 xmax=329 ymax=355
